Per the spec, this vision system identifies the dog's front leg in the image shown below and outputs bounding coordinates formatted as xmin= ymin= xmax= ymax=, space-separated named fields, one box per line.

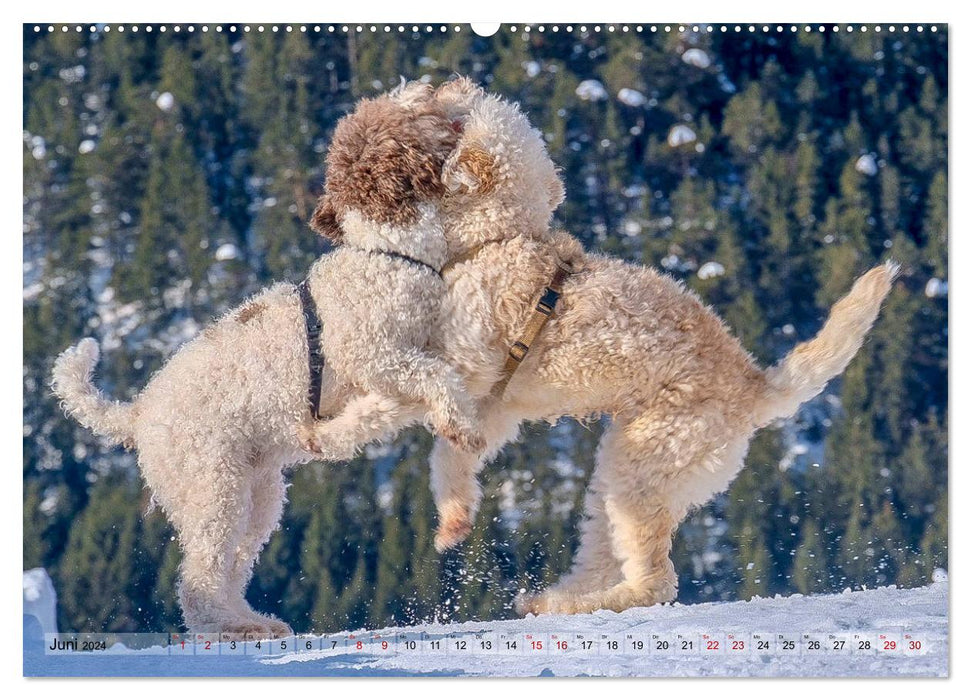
xmin=299 ymin=394 xmax=424 ymax=460
xmin=429 ymin=405 xmax=521 ymax=551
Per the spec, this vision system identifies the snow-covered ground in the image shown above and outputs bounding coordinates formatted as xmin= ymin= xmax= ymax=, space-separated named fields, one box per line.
xmin=25 ymin=582 xmax=947 ymax=677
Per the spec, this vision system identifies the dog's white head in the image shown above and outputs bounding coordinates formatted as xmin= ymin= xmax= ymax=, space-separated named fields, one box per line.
xmin=431 ymin=78 xmax=566 ymax=252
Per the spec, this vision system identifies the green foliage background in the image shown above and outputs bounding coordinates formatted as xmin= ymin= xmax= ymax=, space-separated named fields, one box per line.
xmin=23 ymin=24 xmax=947 ymax=634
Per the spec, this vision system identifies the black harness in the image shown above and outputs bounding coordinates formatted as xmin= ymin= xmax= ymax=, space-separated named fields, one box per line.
xmin=297 ymin=279 xmax=325 ymax=419
xmin=364 ymin=248 xmax=442 ymax=277
xmin=297 ymin=249 xmax=440 ymax=421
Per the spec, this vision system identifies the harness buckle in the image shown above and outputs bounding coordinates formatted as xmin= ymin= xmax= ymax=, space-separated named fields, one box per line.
xmin=509 ymin=341 xmax=529 ymax=362
xmin=536 ymin=287 xmax=560 ymax=316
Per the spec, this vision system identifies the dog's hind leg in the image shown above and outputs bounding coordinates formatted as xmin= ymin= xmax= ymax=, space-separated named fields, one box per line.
xmin=225 ymin=463 xmax=293 ymax=638
xmin=515 ymin=465 xmax=622 ymax=614
xmin=429 ymin=404 xmax=521 ymax=551
xmin=518 ymin=412 xmax=743 ymax=615
xmin=161 ymin=462 xmax=253 ymax=635
xmin=143 ymin=448 xmax=287 ymax=638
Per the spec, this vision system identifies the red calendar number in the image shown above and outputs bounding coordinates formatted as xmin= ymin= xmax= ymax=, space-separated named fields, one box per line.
xmin=732 ymin=640 xmax=744 ymax=651
xmin=909 ymin=640 xmax=922 ymax=651
xmin=555 ymin=640 xmax=568 ymax=651
xmin=531 ymin=640 xmax=543 ymax=651
xmin=707 ymin=640 xmax=719 ymax=651
xmin=883 ymin=640 xmax=897 ymax=651
xmin=356 ymin=640 xmax=363 ymax=650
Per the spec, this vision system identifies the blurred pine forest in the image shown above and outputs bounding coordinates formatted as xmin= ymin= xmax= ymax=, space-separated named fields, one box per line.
xmin=23 ymin=24 xmax=947 ymax=634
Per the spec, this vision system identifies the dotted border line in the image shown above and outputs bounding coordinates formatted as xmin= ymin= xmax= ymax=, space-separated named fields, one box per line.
xmin=30 ymin=24 xmax=941 ymax=35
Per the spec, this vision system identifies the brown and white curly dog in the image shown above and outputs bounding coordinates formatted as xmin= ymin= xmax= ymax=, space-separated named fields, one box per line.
xmin=298 ymin=89 xmax=483 ymax=457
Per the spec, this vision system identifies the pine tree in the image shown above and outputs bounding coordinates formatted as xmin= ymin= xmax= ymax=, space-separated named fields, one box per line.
xmin=792 ymin=516 xmax=827 ymax=594
xmin=57 ymin=473 xmax=142 ymax=632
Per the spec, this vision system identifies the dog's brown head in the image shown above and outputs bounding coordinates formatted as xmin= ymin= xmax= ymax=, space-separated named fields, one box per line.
xmin=310 ymin=91 xmax=460 ymax=244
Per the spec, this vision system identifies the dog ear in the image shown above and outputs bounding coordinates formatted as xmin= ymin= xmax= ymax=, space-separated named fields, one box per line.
xmin=442 ymin=141 xmax=498 ymax=196
xmin=309 ymin=196 xmax=343 ymax=244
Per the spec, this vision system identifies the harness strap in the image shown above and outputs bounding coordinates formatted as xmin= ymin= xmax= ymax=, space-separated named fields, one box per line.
xmin=440 ymin=238 xmax=507 ymax=276
xmin=297 ymin=279 xmax=325 ymax=419
xmin=492 ymin=259 xmax=575 ymax=400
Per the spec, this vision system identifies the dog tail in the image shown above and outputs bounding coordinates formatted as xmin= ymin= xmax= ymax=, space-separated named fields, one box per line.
xmin=755 ymin=261 xmax=898 ymax=426
xmin=51 ymin=338 xmax=136 ymax=446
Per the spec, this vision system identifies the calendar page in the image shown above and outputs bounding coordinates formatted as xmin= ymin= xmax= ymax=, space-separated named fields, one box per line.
xmin=22 ymin=19 xmax=948 ymax=679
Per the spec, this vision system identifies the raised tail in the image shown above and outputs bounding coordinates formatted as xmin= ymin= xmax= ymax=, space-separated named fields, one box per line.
xmin=755 ymin=261 xmax=899 ymax=426
xmin=51 ymin=338 xmax=135 ymax=446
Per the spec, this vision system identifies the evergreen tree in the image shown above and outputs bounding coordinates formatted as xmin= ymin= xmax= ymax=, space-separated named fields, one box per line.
xmin=792 ymin=517 xmax=828 ymax=594
xmin=23 ymin=25 xmax=948 ymax=633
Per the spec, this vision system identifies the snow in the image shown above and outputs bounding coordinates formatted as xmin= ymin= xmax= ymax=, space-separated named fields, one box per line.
xmin=58 ymin=65 xmax=86 ymax=84
xmin=697 ymin=261 xmax=726 ymax=280
xmin=26 ymin=133 xmax=47 ymax=160
xmin=682 ymin=48 xmax=712 ymax=69
xmin=23 ymin=281 xmax=44 ymax=301
xmin=924 ymin=277 xmax=948 ymax=298
xmin=668 ymin=124 xmax=697 ymax=147
xmin=25 ymin=583 xmax=947 ymax=677
xmin=23 ymin=569 xmax=58 ymax=637
xmin=617 ymin=88 xmax=647 ymax=107
xmin=524 ymin=61 xmax=541 ymax=78
xmin=78 ymin=139 xmax=96 ymax=154
xmin=622 ymin=220 xmax=643 ymax=237
xmin=156 ymin=92 xmax=175 ymax=112
xmin=575 ymin=79 xmax=608 ymax=102
xmin=214 ymin=243 xmax=241 ymax=261
xmin=855 ymin=154 xmax=879 ymax=176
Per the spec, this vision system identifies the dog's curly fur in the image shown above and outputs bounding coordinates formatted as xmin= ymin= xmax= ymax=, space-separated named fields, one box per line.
xmin=304 ymin=78 xmax=898 ymax=612
xmin=310 ymin=87 xmax=460 ymax=238
xmin=423 ymin=79 xmax=898 ymax=614
xmin=300 ymin=89 xmax=483 ymax=455
xmin=50 ymin=78 xmax=896 ymax=634
xmin=49 ymin=85 xmax=483 ymax=637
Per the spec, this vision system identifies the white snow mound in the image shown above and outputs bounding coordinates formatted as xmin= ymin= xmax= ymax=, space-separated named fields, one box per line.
xmin=855 ymin=154 xmax=879 ymax=176
xmin=23 ymin=568 xmax=58 ymax=636
xmin=156 ymin=92 xmax=175 ymax=112
xmin=668 ymin=124 xmax=697 ymax=147
xmin=682 ymin=48 xmax=712 ymax=68
xmin=29 ymin=583 xmax=946 ymax=677
xmin=576 ymin=80 xmax=608 ymax=101
xmin=617 ymin=88 xmax=647 ymax=107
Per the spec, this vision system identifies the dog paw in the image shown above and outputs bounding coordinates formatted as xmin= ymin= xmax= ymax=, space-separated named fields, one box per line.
xmin=434 ymin=513 xmax=473 ymax=552
xmin=439 ymin=425 xmax=486 ymax=454
xmin=255 ymin=615 xmax=294 ymax=639
xmin=514 ymin=588 xmax=589 ymax=616
xmin=297 ymin=422 xmax=323 ymax=453
xmin=297 ymin=423 xmax=352 ymax=460
xmin=217 ymin=617 xmax=294 ymax=641
xmin=514 ymin=591 xmax=548 ymax=616
xmin=517 ymin=583 xmax=677 ymax=616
